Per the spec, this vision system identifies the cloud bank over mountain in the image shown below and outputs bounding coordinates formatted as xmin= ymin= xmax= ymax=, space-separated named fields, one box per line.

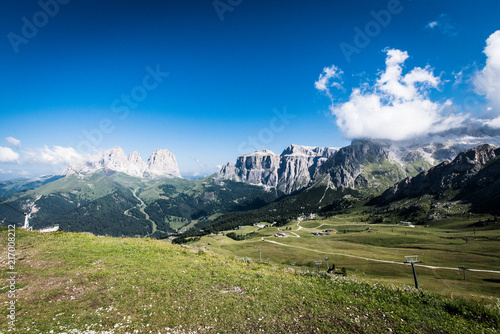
xmin=316 ymin=31 xmax=500 ymax=141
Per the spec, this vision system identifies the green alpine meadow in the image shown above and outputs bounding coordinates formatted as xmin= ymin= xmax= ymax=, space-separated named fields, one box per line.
xmin=1 ymin=227 xmax=499 ymax=333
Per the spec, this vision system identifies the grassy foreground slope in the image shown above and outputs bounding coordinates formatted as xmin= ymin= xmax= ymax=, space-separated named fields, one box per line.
xmin=1 ymin=228 xmax=499 ymax=333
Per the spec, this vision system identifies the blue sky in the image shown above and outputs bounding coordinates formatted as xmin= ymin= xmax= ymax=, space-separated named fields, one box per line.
xmin=0 ymin=0 xmax=499 ymax=179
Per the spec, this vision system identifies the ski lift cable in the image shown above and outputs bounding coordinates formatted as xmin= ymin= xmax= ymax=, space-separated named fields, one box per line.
xmin=1 ymin=198 xmax=65 ymax=229
xmin=0 ymin=201 xmax=52 ymax=230
xmin=0 ymin=201 xmax=26 ymax=215
xmin=2 ymin=219 xmax=22 ymax=225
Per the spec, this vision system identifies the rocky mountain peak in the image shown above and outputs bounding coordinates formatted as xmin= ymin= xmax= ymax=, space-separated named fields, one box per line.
xmin=252 ymin=149 xmax=277 ymax=155
xmin=63 ymin=147 xmax=181 ymax=179
xmin=128 ymin=151 xmax=144 ymax=165
xmin=217 ymin=144 xmax=339 ymax=194
xmin=146 ymin=149 xmax=182 ymax=179
xmin=450 ymin=144 xmax=498 ymax=173
xmin=281 ymin=144 xmax=338 ymax=157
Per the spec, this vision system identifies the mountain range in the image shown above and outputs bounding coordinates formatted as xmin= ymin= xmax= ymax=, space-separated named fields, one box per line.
xmin=217 ymin=128 xmax=500 ymax=195
xmin=63 ymin=146 xmax=181 ymax=179
xmin=1 ymin=129 xmax=500 ymax=237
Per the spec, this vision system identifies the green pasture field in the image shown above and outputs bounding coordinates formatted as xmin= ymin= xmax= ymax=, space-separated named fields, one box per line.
xmin=190 ymin=213 xmax=500 ymax=303
xmin=1 ymin=227 xmax=499 ymax=333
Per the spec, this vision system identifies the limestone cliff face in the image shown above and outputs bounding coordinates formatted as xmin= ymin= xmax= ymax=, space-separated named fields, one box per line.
xmin=217 ymin=145 xmax=338 ymax=194
xmin=278 ymin=145 xmax=337 ymax=193
xmin=218 ymin=149 xmax=280 ymax=188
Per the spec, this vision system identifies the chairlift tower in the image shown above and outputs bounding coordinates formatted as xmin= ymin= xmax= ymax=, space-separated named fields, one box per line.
xmin=404 ymin=255 xmax=422 ymax=289
xmin=459 ymin=266 xmax=470 ymax=280
xmin=315 ymin=261 xmax=322 ymax=272
xmin=23 ymin=213 xmax=32 ymax=231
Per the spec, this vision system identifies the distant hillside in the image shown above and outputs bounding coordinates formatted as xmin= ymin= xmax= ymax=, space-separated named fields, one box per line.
xmin=1 ymin=227 xmax=497 ymax=333
xmin=176 ymin=183 xmax=361 ymax=241
xmin=0 ymin=172 xmax=283 ymax=237
xmin=0 ymin=175 xmax=63 ymax=199
xmin=373 ymin=144 xmax=500 ymax=215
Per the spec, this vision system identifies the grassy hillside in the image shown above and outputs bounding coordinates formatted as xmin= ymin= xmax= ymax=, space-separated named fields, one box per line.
xmin=188 ymin=210 xmax=500 ymax=301
xmin=1 ymin=227 xmax=498 ymax=333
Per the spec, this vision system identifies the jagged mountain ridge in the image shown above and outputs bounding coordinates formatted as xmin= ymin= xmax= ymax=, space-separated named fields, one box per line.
xmin=374 ymin=144 xmax=500 ymax=214
xmin=63 ymin=146 xmax=181 ymax=179
xmin=217 ymin=144 xmax=339 ymax=194
xmin=217 ymin=129 xmax=500 ymax=195
xmin=217 ymin=141 xmax=426 ymax=195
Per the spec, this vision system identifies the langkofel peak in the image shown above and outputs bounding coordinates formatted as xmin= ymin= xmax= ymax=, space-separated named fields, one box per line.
xmin=63 ymin=146 xmax=181 ymax=179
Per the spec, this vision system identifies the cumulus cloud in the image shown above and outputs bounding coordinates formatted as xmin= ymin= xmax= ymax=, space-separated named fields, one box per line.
xmin=316 ymin=48 xmax=466 ymax=141
xmin=24 ymin=145 xmax=84 ymax=165
xmin=314 ymin=65 xmax=344 ymax=97
xmin=474 ymin=30 xmax=500 ymax=127
xmin=425 ymin=14 xmax=457 ymax=36
xmin=0 ymin=147 xmax=20 ymax=162
xmin=6 ymin=137 xmax=21 ymax=147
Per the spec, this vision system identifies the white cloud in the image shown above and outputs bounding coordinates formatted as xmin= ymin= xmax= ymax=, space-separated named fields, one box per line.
xmin=452 ymin=69 xmax=465 ymax=87
xmin=485 ymin=117 xmax=500 ymax=128
xmin=317 ymin=48 xmax=466 ymax=141
xmin=426 ymin=21 xmax=438 ymax=29
xmin=0 ymin=169 xmax=13 ymax=174
xmin=474 ymin=30 xmax=500 ymax=127
xmin=0 ymin=147 xmax=20 ymax=162
xmin=314 ymin=65 xmax=343 ymax=97
xmin=6 ymin=137 xmax=21 ymax=147
xmin=425 ymin=14 xmax=456 ymax=36
xmin=24 ymin=145 xmax=84 ymax=165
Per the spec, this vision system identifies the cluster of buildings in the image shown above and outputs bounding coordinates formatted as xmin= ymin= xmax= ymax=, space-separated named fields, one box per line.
xmin=311 ymin=230 xmax=333 ymax=236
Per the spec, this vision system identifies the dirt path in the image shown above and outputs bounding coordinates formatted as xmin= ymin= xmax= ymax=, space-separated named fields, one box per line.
xmin=261 ymin=237 xmax=500 ymax=274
